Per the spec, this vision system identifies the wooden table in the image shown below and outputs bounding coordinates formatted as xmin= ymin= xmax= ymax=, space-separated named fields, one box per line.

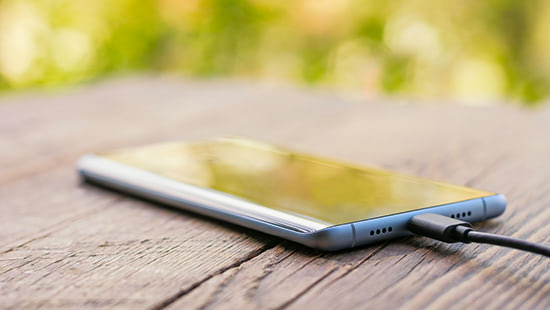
xmin=1 ymin=77 xmax=549 ymax=309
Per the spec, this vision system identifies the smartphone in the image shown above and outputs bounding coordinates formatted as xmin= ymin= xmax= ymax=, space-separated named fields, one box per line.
xmin=77 ymin=138 xmax=506 ymax=251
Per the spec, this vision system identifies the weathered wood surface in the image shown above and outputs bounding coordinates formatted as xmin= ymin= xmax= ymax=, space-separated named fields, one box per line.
xmin=1 ymin=77 xmax=549 ymax=309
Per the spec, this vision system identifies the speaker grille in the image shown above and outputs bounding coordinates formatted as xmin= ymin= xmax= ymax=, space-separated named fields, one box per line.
xmin=370 ymin=226 xmax=392 ymax=236
xmin=450 ymin=210 xmax=472 ymax=219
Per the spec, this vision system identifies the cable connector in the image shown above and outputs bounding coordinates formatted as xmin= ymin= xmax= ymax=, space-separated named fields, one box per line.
xmin=407 ymin=213 xmax=472 ymax=243
xmin=408 ymin=213 xmax=550 ymax=257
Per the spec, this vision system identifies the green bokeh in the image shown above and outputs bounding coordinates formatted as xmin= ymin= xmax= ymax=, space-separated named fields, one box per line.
xmin=0 ymin=0 xmax=548 ymax=104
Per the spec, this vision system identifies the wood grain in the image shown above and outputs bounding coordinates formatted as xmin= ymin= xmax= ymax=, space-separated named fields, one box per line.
xmin=1 ymin=76 xmax=549 ymax=309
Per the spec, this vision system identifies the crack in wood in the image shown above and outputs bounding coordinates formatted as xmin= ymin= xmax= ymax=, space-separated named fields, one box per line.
xmin=274 ymin=268 xmax=339 ymax=310
xmin=149 ymin=241 xmax=279 ymax=310
xmin=0 ymin=197 xmax=123 ymax=255
xmin=275 ymin=244 xmax=389 ymax=310
xmin=242 ymin=249 xmax=297 ymax=300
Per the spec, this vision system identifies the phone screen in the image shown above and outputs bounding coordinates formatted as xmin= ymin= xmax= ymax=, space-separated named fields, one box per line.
xmin=102 ymin=138 xmax=491 ymax=225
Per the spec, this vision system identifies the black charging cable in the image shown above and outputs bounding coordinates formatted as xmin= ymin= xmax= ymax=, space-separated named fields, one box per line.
xmin=408 ymin=213 xmax=550 ymax=257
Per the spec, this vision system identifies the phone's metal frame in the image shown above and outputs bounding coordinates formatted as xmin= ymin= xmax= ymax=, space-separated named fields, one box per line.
xmin=78 ymin=154 xmax=506 ymax=251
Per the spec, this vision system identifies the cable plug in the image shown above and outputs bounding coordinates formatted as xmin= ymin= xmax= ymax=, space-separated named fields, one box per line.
xmin=408 ymin=213 xmax=473 ymax=243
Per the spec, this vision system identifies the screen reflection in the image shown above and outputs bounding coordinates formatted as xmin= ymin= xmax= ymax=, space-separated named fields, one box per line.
xmin=103 ymin=138 xmax=491 ymax=225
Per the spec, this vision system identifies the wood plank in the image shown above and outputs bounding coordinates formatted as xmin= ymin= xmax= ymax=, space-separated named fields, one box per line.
xmin=0 ymin=195 xmax=276 ymax=309
xmin=1 ymin=77 xmax=550 ymax=309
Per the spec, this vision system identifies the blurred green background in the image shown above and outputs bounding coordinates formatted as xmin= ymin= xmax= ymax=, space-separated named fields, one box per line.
xmin=1 ymin=0 xmax=549 ymax=105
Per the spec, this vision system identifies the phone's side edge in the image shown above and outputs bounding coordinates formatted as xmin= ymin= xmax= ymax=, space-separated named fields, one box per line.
xmin=482 ymin=194 xmax=507 ymax=220
xmin=77 ymin=154 xmax=348 ymax=249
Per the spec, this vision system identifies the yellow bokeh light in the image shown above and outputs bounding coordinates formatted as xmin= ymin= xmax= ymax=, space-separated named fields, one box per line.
xmin=0 ymin=2 xmax=47 ymax=86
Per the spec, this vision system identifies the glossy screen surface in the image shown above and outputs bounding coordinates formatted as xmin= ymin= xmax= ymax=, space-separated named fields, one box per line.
xmin=103 ymin=138 xmax=491 ymax=225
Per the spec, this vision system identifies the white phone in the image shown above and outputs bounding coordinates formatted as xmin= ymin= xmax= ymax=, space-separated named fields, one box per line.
xmin=77 ymin=138 xmax=506 ymax=251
